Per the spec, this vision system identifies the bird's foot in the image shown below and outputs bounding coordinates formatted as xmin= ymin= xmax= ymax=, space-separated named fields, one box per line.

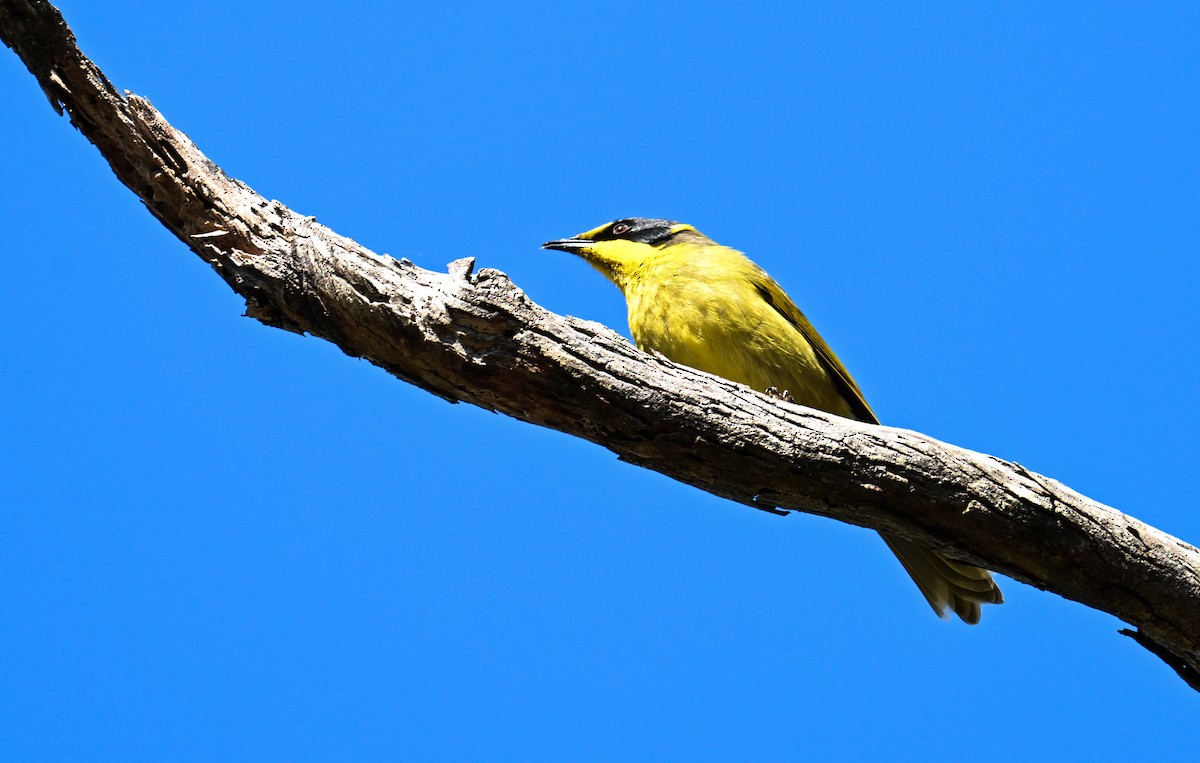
xmin=765 ymin=387 xmax=795 ymax=403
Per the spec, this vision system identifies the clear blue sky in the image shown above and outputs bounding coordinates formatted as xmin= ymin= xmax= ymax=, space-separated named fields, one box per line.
xmin=2 ymin=1 xmax=1198 ymax=760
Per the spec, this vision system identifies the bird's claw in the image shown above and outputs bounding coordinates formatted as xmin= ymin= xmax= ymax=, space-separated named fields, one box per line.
xmin=765 ymin=386 xmax=795 ymax=403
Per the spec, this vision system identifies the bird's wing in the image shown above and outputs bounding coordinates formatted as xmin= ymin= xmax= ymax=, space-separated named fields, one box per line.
xmin=749 ymin=270 xmax=879 ymax=424
xmin=747 ymin=264 xmax=1003 ymax=623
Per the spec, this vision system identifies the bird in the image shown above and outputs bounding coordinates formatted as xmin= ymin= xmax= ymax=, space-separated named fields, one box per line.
xmin=543 ymin=217 xmax=1003 ymax=623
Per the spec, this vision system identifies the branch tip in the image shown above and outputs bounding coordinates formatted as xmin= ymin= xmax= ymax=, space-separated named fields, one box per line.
xmin=1119 ymin=628 xmax=1200 ymax=692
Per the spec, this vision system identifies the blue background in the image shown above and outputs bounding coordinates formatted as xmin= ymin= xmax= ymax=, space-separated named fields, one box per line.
xmin=2 ymin=1 xmax=1198 ymax=760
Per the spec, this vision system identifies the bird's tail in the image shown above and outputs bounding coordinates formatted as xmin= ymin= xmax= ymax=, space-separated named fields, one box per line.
xmin=880 ymin=533 xmax=1003 ymax=625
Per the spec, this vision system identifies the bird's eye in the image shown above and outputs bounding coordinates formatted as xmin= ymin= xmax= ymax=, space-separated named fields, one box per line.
xmin=611 ymin=222 xmax=631 ymax=235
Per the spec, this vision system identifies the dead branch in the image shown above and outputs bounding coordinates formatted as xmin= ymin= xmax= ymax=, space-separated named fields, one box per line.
xmin=3 ymin=0 xmax=1197 ymax=691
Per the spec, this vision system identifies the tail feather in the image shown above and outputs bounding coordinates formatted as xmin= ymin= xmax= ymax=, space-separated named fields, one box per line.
xmin=881 ymin=533 xmax=1003 ymax=625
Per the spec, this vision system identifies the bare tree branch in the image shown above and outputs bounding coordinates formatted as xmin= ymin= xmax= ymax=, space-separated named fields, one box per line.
xmin=3 ymin=0 xmax=1198 ymax=691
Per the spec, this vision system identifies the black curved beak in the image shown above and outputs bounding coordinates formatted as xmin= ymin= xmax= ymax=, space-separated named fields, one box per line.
xmin=542 ymin=238 xmax=592 ymax=253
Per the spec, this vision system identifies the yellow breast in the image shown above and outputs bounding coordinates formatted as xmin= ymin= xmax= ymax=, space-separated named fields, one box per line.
xmin=621 ymin=244 xmax=856 ymax=419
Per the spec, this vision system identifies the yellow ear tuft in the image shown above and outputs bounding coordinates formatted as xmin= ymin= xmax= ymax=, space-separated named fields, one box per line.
xmin=668 ymin=223 xmax=697 ymax=235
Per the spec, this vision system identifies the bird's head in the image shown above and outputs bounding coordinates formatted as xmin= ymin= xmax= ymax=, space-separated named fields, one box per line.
xmin=542 ymin=218 xmax=711 ymax=289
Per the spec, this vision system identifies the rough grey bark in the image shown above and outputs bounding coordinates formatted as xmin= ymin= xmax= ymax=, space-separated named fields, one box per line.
xmin=3 ymin=0 xmax=1198 ymax=692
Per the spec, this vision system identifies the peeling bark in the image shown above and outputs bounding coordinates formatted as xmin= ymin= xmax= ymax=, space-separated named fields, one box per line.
xmin=3 ymin=0 xmax=1198 ymax=691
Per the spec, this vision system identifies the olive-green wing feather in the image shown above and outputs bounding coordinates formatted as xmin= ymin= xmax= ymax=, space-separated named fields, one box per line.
xmin=749 ymin=268 xmax=1004 ymax=623
xmin=750 ymin=272 xmax=878 ymax=424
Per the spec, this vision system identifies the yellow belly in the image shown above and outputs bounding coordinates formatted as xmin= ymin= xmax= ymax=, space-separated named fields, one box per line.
xmin=623 ymin=250 xmax=855 ymax=419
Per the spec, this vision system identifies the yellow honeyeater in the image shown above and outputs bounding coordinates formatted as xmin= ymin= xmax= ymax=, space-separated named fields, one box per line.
xmin=543 ymin=218 xmax=1003 ymax=624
